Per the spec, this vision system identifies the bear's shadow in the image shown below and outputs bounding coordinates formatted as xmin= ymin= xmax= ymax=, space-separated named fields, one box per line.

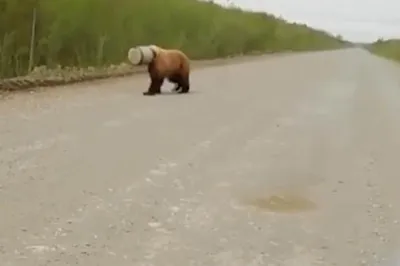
xmin=158 ymin=90 xmax=199 ymax=96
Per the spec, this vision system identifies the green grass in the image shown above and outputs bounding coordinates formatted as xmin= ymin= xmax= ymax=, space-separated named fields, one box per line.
xmin=0 ymin=0 xmax=346 ymax=78
xmin=368 ymin=39 xmax=400 ymax=62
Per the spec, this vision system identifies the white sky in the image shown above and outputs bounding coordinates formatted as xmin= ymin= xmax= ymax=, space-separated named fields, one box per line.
xmin=213 ymin=0 xmax=400 ymax=42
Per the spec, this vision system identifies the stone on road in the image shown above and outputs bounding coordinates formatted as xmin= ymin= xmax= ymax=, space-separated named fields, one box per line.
xmin=1 ymin=48 xmax=400 ymax=265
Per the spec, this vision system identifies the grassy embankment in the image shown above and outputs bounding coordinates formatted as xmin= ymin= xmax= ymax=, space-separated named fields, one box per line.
xmin=368 ymin=39 xmax=400 ymax=62
xmin=0 ymin=0 xmax=346 ymax=82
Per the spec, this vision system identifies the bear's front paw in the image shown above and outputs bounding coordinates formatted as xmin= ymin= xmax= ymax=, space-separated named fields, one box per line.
xmin=143 ymin=91 xmax=156 ymax=96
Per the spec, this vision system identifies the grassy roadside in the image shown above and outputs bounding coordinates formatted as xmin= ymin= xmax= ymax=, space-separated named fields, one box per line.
xmin=0 ymin=0 xmax=346 ymax=91
xmin=367 ymin=39 xmax=400 ymax=62
xmin=0 ymin=51 xmax=290 ymax=92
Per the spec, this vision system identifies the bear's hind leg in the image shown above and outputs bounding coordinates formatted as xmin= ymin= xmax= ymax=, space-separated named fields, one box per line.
xmin=172 ymin=83 xmax=182 ymax=92
xmin=168 ymin=75 xmax=182 ymax=92
xmin=179 ymin=75 xmax=190 ymax=93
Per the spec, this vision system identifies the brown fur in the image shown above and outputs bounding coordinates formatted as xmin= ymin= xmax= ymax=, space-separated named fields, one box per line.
xmin=143 ymin=45 xmax=191 ymax=96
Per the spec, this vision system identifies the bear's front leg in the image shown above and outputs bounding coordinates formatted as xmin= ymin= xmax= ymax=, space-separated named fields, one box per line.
xmin=143 ymin=78 xmax=164 ymax=96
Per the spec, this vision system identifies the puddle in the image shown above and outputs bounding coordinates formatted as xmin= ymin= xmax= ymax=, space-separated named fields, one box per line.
xmin=245 ymin=193 xmax=317 ymax=213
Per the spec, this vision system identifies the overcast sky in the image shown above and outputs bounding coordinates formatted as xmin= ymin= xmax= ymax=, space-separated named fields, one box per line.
xmin=213 ymin=0 xmax=400 ymax=42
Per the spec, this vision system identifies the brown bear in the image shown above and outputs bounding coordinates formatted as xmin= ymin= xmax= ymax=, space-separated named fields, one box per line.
xmin=143 ymin=45 xmax=191 ymax=96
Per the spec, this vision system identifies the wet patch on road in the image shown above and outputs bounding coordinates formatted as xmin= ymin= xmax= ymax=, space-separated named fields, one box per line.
xmin=244 ymin=193 xmax=317 ymax=213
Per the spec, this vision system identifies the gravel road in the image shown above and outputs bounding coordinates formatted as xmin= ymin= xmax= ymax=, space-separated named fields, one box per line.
xmin=1 ymin=48 xmax=400 ymax=265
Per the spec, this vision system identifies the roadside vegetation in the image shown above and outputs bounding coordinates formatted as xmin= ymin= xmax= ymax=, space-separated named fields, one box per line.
xmin=368 ymin=39 xmax=400 ymax=62
xmin=0 ymin=0 xmax=346 ymax=79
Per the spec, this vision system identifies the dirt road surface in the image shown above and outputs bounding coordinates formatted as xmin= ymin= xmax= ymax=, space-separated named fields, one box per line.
xmin=1 ymin=48 xmax=400 ymax=265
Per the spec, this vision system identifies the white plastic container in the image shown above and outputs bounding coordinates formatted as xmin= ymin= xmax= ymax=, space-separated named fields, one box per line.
xmin=127 ymin=45 xmax=156 ymax=65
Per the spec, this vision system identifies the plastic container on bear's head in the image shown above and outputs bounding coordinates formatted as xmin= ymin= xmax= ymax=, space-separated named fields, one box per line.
xmin=127 ymin=45 xmax=156 ymax=65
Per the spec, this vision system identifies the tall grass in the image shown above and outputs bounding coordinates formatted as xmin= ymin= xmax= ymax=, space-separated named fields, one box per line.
xmin=0 ymin=0 xmax=345 ymax=78
xmin=368 ymin=39 xmax=400 ymax=62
